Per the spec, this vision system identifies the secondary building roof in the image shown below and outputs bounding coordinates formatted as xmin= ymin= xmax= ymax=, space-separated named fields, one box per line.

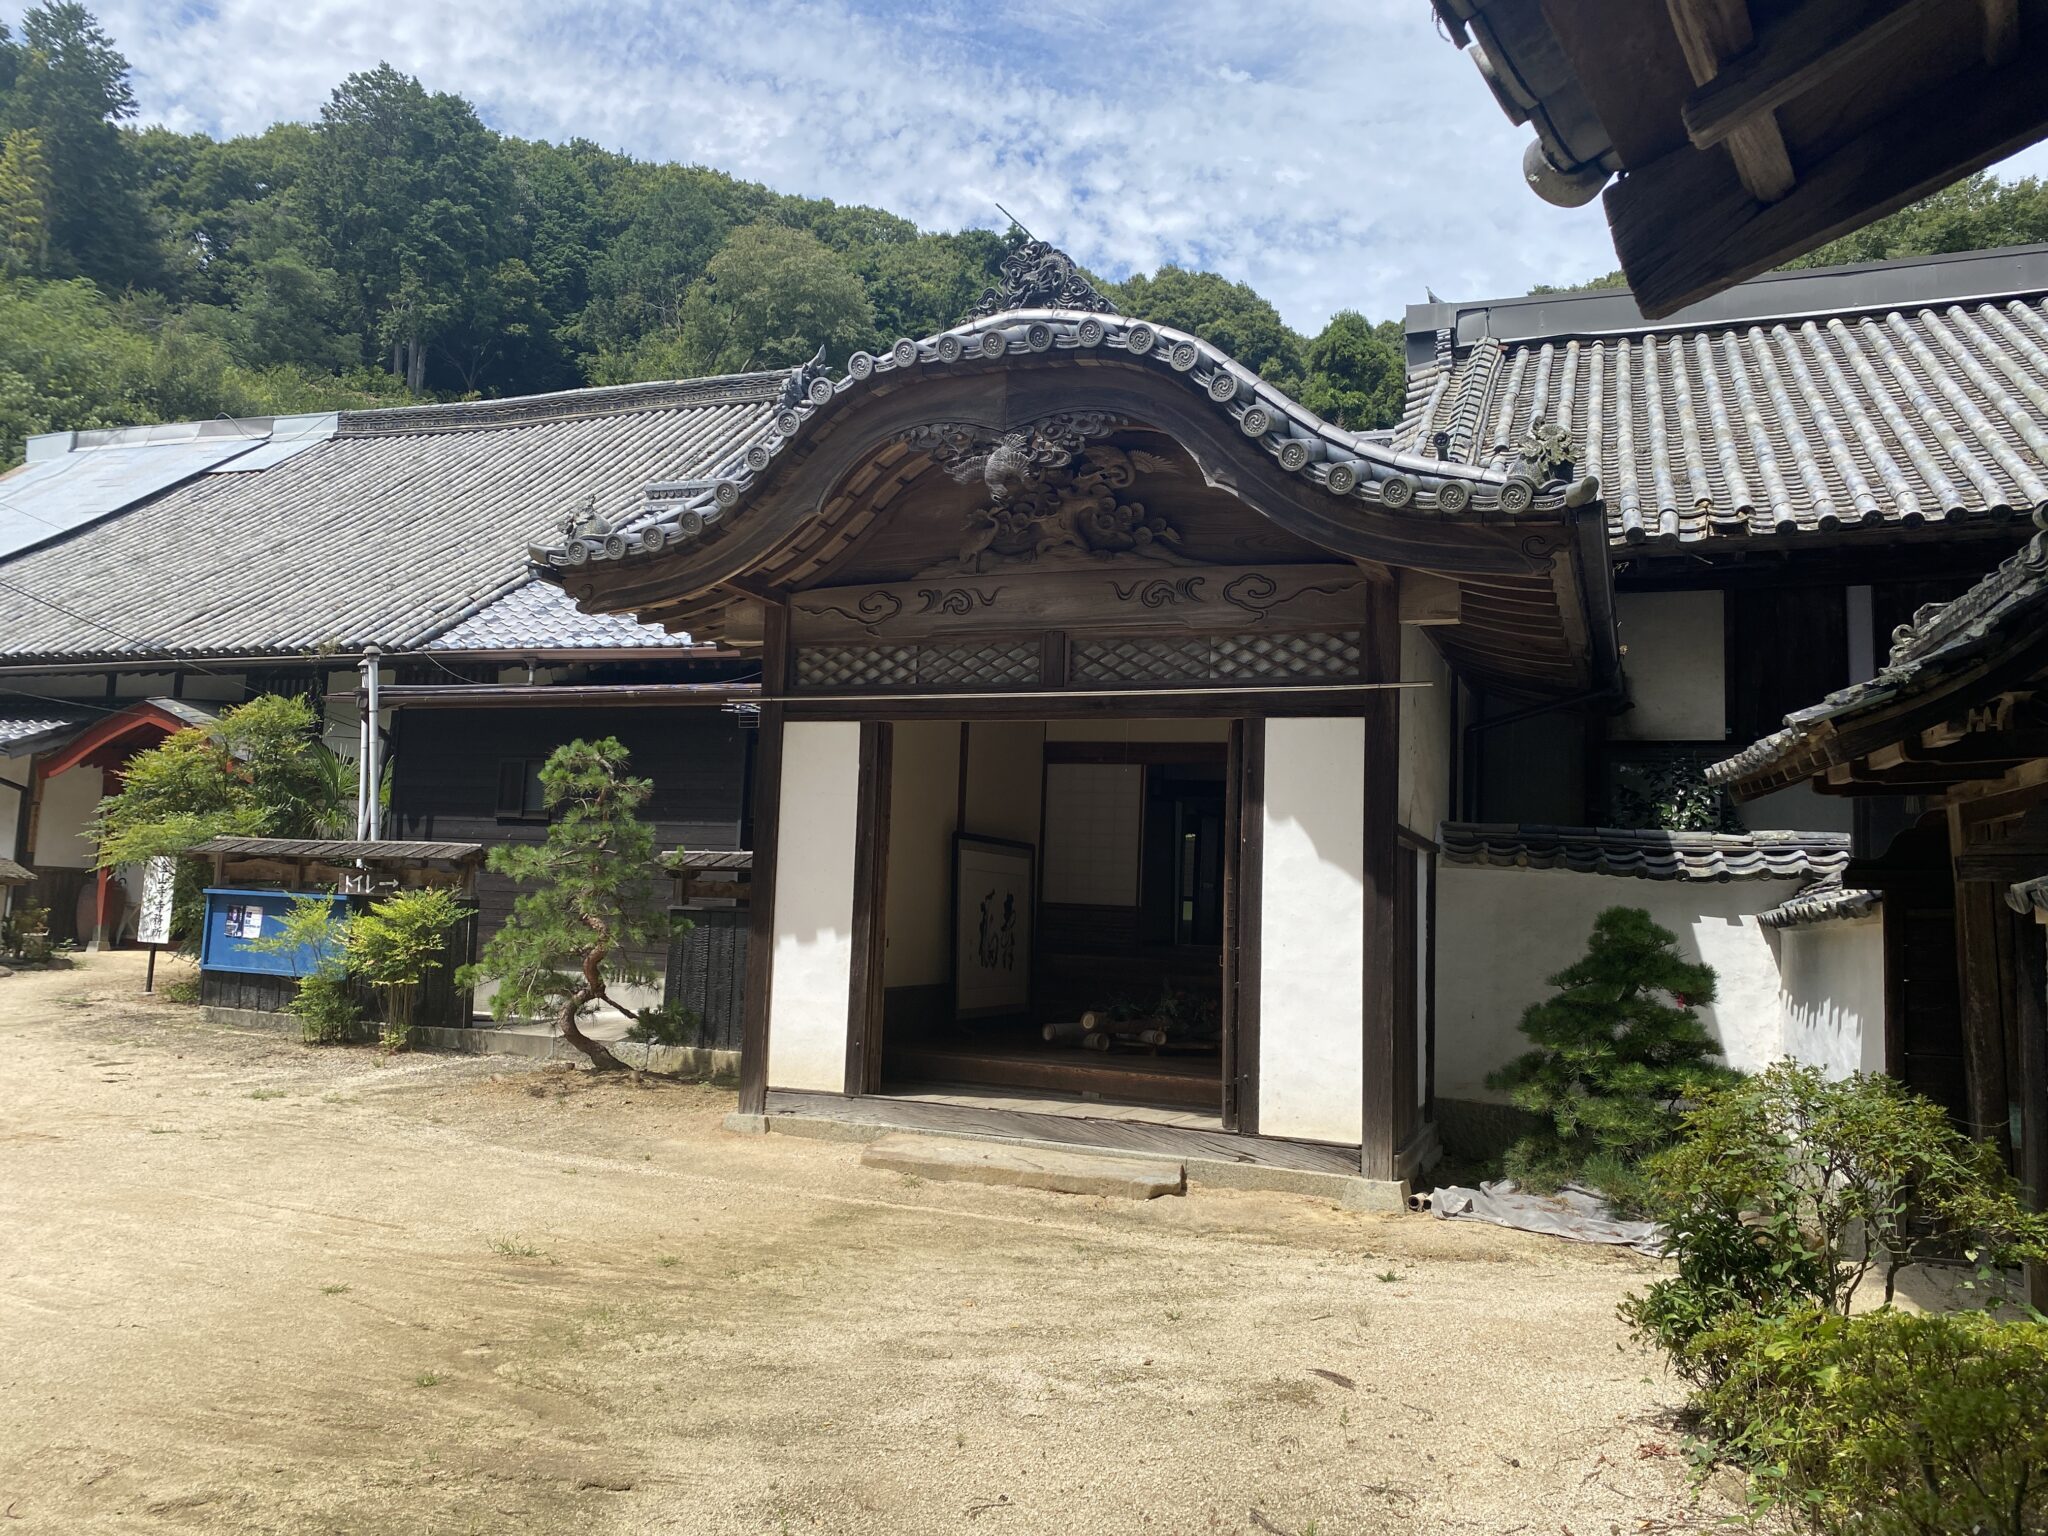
xmin=0 ymin=705 xmax=90 ymax=757
xmin=422 ymin=576 xmax=685 ymax=652
xmin=1437 ymin=822 xmax=1850 ymax=882
xmin=1708 ymin=529 xmax=2048 ymax=796
xmin=1759 ymin=872 xmax=1879 ymax=930
xmin=0 ymin=377 xmax=782 ymax=666
xmin=1396 ymin=247 xmax=2048 ymax=548
xmin=188 ymin=835 xmax=484 ymax=866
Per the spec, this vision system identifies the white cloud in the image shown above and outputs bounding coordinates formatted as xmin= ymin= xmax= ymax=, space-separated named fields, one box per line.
xmin=56 ymin=0 xmax=2048 ymax=332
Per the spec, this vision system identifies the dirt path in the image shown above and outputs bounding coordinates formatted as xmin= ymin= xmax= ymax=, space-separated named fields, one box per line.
xmin=0 ymin=952 xmax=1737 ymax=1534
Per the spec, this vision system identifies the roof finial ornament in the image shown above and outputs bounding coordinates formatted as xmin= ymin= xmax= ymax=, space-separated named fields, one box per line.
xmin=779 ymin=345 xmax=829 ymax=409
xmin=970 ymin=213 xmax=1119 ymax=319
xmin=1514 ymin=414 xmax=1576 ymax=485
xmin=560 ymin=494 xmax=607 ymax=540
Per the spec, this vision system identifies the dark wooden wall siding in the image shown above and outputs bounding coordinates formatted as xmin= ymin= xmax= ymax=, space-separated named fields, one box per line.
xmin=388 ymin=708 xmax=752 ymax=968
xmin=1725 ymin=586 xmax=1849 ymax=748
xmin=390 ymin=709 xmax=749 ymax=850
xmin=663 ymin=909 xmax=749 ymax=1051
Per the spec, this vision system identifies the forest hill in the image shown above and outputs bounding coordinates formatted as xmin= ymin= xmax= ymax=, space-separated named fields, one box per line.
xmin=0 ymin=2 xmax=1406 ymax=467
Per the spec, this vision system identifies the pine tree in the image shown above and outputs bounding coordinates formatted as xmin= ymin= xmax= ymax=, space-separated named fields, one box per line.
xmin=1487 ymin=906 xmax=1731 ymax=1191
xmin=459 ymin=738 xmax=673 ymax=1071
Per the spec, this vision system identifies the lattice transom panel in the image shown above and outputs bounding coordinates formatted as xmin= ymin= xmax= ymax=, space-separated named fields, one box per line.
xmin=1070 ymin=630 xmax=1361 ymax=686
xmin=795 ymin=639 xmax=1041 ymax=692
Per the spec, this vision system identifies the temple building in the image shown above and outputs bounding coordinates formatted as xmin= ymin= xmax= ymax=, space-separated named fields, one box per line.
xmin=525 ymin=240 xmax=2048 ymax=1199
xmin=10 ymin=229 xmax=2048 ymax=1211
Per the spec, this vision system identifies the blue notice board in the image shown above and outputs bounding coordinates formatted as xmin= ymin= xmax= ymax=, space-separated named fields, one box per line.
xmin=199 ymin=888 xmax=350 ymax=976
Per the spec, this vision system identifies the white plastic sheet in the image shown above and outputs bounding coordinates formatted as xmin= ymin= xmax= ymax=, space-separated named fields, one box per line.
xmin=1428 ymin=1179 xmax=1666 ymax=1256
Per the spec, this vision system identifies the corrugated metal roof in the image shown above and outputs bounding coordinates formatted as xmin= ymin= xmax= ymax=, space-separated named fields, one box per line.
xmin=1 ymin=429 xmax=265 ymax=562
xmin=204 ymin=413 xmax=338 ymax=473
xmin=1438 ymin=822 xmax=1849 ymax=881
xmin=1394 ymin=295 xmax=2048 ymax=546
xmin=426 ymin=575 xmax=692 ymax=651
xmin=0 ymin=377 xmax=782 ymax=664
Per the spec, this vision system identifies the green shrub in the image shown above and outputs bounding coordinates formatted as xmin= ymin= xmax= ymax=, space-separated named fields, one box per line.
xmin=249 ymin=892 xmax=356 ymax=1037
xmin=2 ymin=899 xmax=52 ymax=961
xmin=290 ymin=967 xmax=365 ymax=1045
xmin=1621 ymin=1063 xmax=2048 ymax=1385
xmin=345 ymin=886 xmax=469 ymax=1051
xmin=625 ymin=1003 xmax=699 ymax=1047
xmin=161 ymin=973 xmax=201 ymax=1005
xmin=1694 ymin=1307 xmax=2048 ymax=1535
xmin=1487 ymin=906 xmax=1731 ymax=1202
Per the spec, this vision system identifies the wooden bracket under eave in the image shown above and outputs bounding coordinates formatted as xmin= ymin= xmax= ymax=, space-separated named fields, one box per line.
xmin=1397 ymin=571 xmax=1461 ymax=627
xmin=716 ymin=596 xmax=766 ymax=649
xmin=1667 ymin=0 xmax=1797 ymax=203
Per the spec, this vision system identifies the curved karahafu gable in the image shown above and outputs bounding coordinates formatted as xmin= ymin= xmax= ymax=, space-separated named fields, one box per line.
xmin=532 ymin=308 xmax=1598 ymax=580
xmin=527 ymin=293 xmax=1620 ymax=700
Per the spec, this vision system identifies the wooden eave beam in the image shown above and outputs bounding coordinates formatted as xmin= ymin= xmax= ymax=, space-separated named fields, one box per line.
xmin=1667 ymin=0 xmax=1797 ymax=202
xmin=1611 ymin=15 xmax=2048 ymax=316
xmin=1982 ymin=0 xmax=2019 ymax=65
xmin=1397 ymin=570 xmax=1461 ymax=626
xmin=1682 ymin=0 xmax=1939 ymax=151
xmin=1903 ymin=730 xmax=2048 ymax=770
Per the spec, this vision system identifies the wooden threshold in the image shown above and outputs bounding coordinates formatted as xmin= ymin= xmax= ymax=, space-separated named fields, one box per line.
xmin=762 ymin=1089 xmax=1362 ymax=1176
xmin=885 ymin=1042 xmax=1220 ymax=1112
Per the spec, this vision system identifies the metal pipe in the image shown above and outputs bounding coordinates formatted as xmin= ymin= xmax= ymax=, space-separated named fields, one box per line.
xmin=0 ymin=645 xmax=736 ymax=678
xmin=355 ymin=652 xmax=373 ymax=840
xmin=752 ymin=681 xmax=1428 ymax=705
xmin=364 ymin=645 xmax=383 ymax=841
xmin=328 ymin=681 xmax=761 ymax=710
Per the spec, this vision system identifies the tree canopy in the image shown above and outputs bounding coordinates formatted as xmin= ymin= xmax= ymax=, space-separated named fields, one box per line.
xmin=4 ymin=2 xmax=2043 ymax=470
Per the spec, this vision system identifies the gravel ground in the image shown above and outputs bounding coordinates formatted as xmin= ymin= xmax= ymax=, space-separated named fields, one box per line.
xmin=0 ymin=951 xmax=1742 ymax=1535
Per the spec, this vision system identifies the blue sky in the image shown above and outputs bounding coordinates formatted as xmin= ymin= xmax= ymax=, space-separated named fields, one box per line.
xmin=68 ymin=0 xmax=2048 ymax=331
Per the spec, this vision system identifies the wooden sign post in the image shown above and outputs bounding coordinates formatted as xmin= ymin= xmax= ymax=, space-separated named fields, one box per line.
xmin=136 ymin=854 xmax=175 ymax=993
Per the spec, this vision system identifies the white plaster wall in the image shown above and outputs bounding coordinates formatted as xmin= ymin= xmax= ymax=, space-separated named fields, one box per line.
xmin=1779 ymin=916 xmax=1886 ymax=1077
xmin=1399 ymin=627 xmax=1451 ymax=837
xmin=765 ymin=720 xmax=863 ymax=1092
xmin=33 ymin=767 xmax=105 ymax=869
xmin=1613 ymin=590 xmax=1725 ymax=742
xmin=1258 ymin=716 xmax=1365 ymax=1145
xmin=963 ymin=721 xmax=1044 ymax=847
xmin=3 ymin=674 xmax=104 ymax=700
xmin=1434 ymin=864 xmax=1806 ymax=1102
xmin=0 ymin=752 xmax=27 ymax=867
xmin=883 ymin=721 xmax=959 ymax=989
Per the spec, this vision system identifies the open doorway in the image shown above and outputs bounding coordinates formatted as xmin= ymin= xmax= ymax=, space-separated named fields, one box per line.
xmin=875 ymin=719 xmax=1234 ymax=1123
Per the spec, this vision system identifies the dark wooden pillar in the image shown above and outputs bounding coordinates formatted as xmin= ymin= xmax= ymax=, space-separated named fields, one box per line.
xmin=1955 ymin=876 xmax=2015 ymax=1162
xmin=1360 ymin=589 xmax=1402 ymax=1181
xmin=1225 ymin=718 xmax=1264 ymax=1136
xmin=88 ymin=768 xmax=119 ymax=951
xmin=736 ymin=604 xmax=788 ymax=1117
xmin=2015 ymin=912 xmax=2048 ymax=1314
xmin=843 ymin=721 xmax=892 ymax=1097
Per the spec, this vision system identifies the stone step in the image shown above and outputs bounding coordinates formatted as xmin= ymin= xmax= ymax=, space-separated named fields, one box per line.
xmin=859 ymin=1131 xmax=1185 ymax=1200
